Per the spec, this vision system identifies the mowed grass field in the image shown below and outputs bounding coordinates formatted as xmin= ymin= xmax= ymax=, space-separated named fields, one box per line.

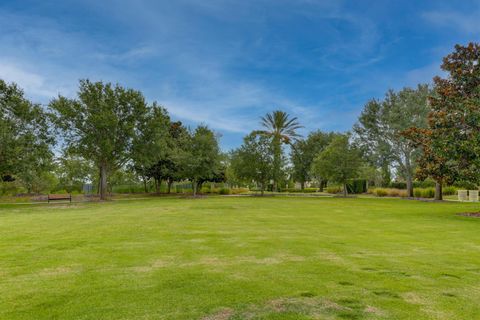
xmin=1 ymin=197 xmax=480 ymax=320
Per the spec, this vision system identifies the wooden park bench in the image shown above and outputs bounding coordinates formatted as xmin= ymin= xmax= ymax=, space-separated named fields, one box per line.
xmin=48 ymin=194 xmax=72 ymax=203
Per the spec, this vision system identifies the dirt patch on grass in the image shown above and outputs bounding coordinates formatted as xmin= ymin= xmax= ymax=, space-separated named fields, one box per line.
xmin=131 ymin=258 xmax=175 ymax=272
xmin=457 ymin=212 xmax=480 ymax=218
xmin=201 ymin=308 xmax=234 ymax=320
xmin=38 ymin=266 xmax=75 ymax=276
xmin=200 ymin=296 xmax=382 ymax=319
xmin=132 ymin=254 xmax=306 ymax=272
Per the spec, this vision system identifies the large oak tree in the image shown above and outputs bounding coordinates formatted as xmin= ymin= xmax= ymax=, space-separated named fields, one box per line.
xmin=354 ymin=85 xmax=431 ymax=197
xmin=50 ymin=80 xmax=148 ymax=200
xmin=403 ymin=42 xmax=480 ymax=195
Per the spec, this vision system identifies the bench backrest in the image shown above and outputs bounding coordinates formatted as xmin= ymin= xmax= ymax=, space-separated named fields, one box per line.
xmin=48 ymin=194 xmax=71 ymax=200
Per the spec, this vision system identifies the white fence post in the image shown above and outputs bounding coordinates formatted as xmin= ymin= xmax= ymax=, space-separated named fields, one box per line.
xmin=458 ymin=190 xmax=468 ymax=201
xmin=469 ymin=190 xmax=479 ymax=202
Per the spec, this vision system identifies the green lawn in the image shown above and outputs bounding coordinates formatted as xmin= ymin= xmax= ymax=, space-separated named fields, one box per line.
xmin=1 ymin=197 xmax=480 ymax=319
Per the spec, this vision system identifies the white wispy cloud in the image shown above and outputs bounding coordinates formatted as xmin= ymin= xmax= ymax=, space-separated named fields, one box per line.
xmin=422 ymin=10 xmax=480 ymax=34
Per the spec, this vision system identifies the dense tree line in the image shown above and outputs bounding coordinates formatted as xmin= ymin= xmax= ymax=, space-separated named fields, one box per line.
xmin=1 ymin=79 xmax=223 ymax=199
xmin=1 ymin=42 xmax=478 ymax=199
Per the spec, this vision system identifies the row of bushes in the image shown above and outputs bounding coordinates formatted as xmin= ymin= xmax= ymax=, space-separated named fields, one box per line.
xmin=388 ymin=180 xmax=477 ymax=190
xmin=371 ymin=186 xmax=459 ymax=198
xmin=280 ymin=188 xmax=319 ymax=193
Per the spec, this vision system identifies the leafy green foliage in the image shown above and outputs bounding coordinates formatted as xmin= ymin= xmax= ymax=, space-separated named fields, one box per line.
xmin=311 ymin=135 xmax=363 ymax=196
xmin=230 ymin=133 xmax=274 ymax=195
xmin=354 ymin=85 xmax=431 ymax=196
xmin=403 ymin=43 xmax=480 ymax=191
xmin=50 ymin=80 xmax=149 ymax=199
xmin=181 ymin=125 xmax=222 ymax=196
xmin=291 ymin=131 xmax=341 ymax=189
xmin=0 ymin=79 xmax=54 ymax=192
xmin=131 ymin=104 xmax=171 ymax=191
xmin=255 ymin=110 xmax=303 ymax=191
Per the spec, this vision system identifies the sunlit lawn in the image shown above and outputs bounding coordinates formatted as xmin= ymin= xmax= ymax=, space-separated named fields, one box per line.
xmin=1 ymin=196 xmax=480 ymax=319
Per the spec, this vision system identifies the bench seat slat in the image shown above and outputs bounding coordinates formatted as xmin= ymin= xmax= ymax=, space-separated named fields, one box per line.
xmin=48 ymin=194 xmax=72 ymax=202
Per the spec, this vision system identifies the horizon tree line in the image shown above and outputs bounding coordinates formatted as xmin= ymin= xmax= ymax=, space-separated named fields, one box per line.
xmin=1 ymin=42 xmax=479 ymax=199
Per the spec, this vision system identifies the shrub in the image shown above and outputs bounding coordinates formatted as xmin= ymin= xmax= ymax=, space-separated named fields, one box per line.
xmin=374 ymin=188 xmax=388 ymax=197
xmin=326 ymin=186 xmax=342 ymax=194
xmin=346 ymin=179 xmax=367 ymax=194
xmin=231 ymin=188 xmax=249 ymax=194
xmin=219 ymin=188 xmax=231 ymax=195
xmin=281 ymin=187 xmax=318 ymax=193
xmin=413 ymin=180 xmax=436 ymax=188
xmin=389 ymin=182 xmax=406 ymax=189
xmin=387 ymin=188 xmax=401 ymax=197
xmin=390 ymin=180 xmax=437 ymax=189
xmin=442 ymin=186 xmax=457 ymax=196
xmin=421 ymin=188 xmax=435 ymax=198
xmin=414 ymin=189 xmax=422 ymax=198
xmin=414 ymin=188 xmax=435 ymax=198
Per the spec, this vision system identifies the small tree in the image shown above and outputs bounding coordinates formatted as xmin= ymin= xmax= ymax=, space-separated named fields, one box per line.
xmin=230 ymin=133 xmax=273 ymax=195
xmin=50 ymin=80 xmax=148 ymax=200
xmin=291 ymin=130 xmax=341 ymax=190
xmin=311 ymin=135 xmax=362 ymax=197
xmin=182 ymin=125 xmax=221 ymax=196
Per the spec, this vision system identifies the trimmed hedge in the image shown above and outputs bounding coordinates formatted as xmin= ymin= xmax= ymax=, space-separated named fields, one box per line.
xmin=326 ymin=186 xmax=342 ymax=194
xmin=346 ymin=179 xmax=367 ymax=194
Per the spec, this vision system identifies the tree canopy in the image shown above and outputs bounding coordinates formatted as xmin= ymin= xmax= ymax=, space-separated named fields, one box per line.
xmin=0 ymin=79 xmax=54 ymax=191
xmin=311 ymin=135 xmax=362 ymax=196
xmin=230 ymin=133 xmax=274 ymax=195
xmin=50 ymin=80 xmax=149 ymax=199
xmin=255 ymin=110 xmax=302 ymax=191
xmin=403 ymin=42 xmax=480 ymax=198
xmin=354 ymin=85 xmax=431 ymax=196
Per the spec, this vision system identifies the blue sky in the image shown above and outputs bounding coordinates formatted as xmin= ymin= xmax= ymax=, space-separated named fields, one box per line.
xmin=1 ymin=1 xmax=479 ymax=149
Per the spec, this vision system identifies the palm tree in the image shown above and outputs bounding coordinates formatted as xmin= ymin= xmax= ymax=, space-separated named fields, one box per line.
xmin=254 ymin=110 xmax=303 ymax=191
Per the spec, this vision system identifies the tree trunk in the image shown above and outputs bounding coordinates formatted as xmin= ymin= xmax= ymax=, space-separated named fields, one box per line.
xmin=167 ymin=179 xmax=173 ymax=194
xmin=260 ymin=182 xmax=265 ymax=196
xmin=406 ymin=177 xmax=413 ymax=198
xmin=318 ymin=178 xmax=324 ymax=192
xmin=343 ymin=183 xmax=348 ymax=197
xmin=435 ymin=182 xmax=443 ymax=201
xmin=301 ymin=181 xmax=305 ymax=190
xmin=99 ymin=164 xmax=107 ymax=200
xmin=272 ymin=137 xmax=281 ymax=192
xmin=197 ymin=181 xmax=203 ymax=194
xmin=404 ymin=152 xmax=414 ymax=198
xmin=143 ymin=177 xmax=148 ymax=193
xmin=192 ymin=180 xmax=197 ymax=196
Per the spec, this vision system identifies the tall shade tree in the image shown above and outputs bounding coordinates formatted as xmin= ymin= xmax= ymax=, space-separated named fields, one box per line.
xmin=353 ymin=85 xmax=431 ymax=197
xmin=182 ymin=125 xmax=221 ymax=196
xmin=0 ymin=79 xmax=54 ymax=190
xmin=403 ymin=42 xmax=480 ymax=195
xmin=131 ymin=103 xmax=171 ymax=193
xmin=255 ymin=110 xmax=303 ymax=191
xmin=50 ymin=80 xmax=148 ymax=200
xmin=230 ymin=133 xmax=274 ymax=196
xmin=291 ymin=130 xmax=341 ymax=190
xmin=311 ymin=135 xmax=362 ymax=197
